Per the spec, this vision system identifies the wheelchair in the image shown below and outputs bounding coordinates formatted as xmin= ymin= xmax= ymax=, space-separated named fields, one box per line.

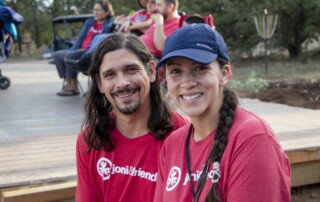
xmin=0 ymin=4 xmax=23 ymax=90
xmin=0 ymin=30 xmax=11 ymax=90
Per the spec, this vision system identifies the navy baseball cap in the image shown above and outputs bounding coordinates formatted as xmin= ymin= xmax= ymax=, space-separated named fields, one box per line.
xmin=157 ymin=24 xmax=229 ymax=68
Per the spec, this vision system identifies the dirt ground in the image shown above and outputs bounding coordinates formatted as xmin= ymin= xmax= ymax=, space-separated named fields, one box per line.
xmin=237 ymin=78 xmax=320 ymax=201
xmin=239 ymin=78 xmax=320 ymax=110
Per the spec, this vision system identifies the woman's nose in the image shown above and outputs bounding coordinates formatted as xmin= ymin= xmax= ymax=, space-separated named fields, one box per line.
xmin=180 ymin=73 xmax=197 ymax=89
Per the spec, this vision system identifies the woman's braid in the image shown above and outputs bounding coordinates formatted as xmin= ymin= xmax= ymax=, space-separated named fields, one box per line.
xmin=205 ymin=88 xmax=238 ymax=202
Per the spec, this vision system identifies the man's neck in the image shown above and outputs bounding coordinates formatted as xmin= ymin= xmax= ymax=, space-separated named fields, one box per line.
xmin=115 ymin=107 xmax=151 ymax=138
xmin=165 ymin=11 xmax=180 ymax=21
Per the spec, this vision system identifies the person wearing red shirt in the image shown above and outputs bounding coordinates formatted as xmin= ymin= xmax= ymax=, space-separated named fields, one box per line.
xmin=75 ymin=33 xmax=189 ymax=201
xmin=54 ymin=0 xmax=114 ymax=96
xmin=140 ymin=0 xmax=180 ymax=58
xmin=115 ymin=0 xmax=156 ymax=35
xmin=154 ymin=24 xmax=291 ymax=202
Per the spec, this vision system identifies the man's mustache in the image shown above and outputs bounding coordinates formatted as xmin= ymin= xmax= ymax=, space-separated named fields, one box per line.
xmin=111 ymin=86 xmax=140 ymax=96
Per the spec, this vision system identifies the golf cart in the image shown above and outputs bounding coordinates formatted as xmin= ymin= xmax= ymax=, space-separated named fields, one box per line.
xmin=42 ymin=13 xmax=94 ymax=60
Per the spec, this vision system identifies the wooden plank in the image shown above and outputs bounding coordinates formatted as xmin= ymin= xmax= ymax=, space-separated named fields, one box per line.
xmin=0 ymin=180 xmax=76 ymax=202
xmin=287 ymin=149 xmax=320 ymax=164
xmin=291 ymin=160 xmax=320 ymax=187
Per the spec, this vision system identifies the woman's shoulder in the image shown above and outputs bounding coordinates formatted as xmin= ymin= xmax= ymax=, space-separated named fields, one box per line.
xmin=229 ymin=107 xmax=278 ymax=144
xmin=234 ymin=107 xmax=272 ymax=130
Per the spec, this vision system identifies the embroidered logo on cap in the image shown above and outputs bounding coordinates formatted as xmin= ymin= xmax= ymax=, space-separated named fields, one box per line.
xmin=196 ymin=43 xmax=213 ymax=51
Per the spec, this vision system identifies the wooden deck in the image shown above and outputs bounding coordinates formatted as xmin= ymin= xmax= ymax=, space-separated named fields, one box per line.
xmin=0 ymin=60 xmax=319 ymax=201
xmin=0 ymin=61 xmax=85 ymax=190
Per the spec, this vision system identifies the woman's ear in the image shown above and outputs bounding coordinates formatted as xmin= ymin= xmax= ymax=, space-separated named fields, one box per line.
xmin=220 ymin=65 xmax=232 ymax=86
xmin=148 ymin=60 xmax=157 ymax=83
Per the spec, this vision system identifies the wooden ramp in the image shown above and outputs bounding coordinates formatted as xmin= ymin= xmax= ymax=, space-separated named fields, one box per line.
xmin=0 ymin=61 xmax=319 ymax=202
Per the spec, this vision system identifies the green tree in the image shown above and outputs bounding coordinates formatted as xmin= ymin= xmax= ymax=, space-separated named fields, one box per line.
xmin=276 ymin=0 xmax=320 ymax=58
xmin=206 ymin=0 xmax=320 ymax=59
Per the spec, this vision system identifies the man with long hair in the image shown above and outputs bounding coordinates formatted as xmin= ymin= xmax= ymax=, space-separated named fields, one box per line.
xmin=75 ymin=33 xmax=189 ymax=201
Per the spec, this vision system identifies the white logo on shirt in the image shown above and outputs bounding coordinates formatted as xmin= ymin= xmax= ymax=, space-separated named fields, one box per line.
xmin=166 ymin=166 xmax=181 ymax=191
xmin=97 ymin=157 xmax=158 ymax=182
xmin=166 ymin=166 xmax=216 ymax=191
xmin=97 ymin=158 xmax=113 ymax=180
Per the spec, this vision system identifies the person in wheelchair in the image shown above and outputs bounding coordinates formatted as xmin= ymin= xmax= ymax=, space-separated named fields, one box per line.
xmin=0 ymin=0 xmax=23 ymax=90
xmin=54 ymin=0 xmax=115 ymax=96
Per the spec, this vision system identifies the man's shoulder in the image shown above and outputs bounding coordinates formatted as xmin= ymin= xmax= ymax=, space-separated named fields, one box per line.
xmin=164 ymin=17 xmax=180 ymax=26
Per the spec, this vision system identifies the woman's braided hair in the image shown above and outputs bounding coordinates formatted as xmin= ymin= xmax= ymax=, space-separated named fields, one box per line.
xmin=198 ymin=58 xmax=239 ymax=202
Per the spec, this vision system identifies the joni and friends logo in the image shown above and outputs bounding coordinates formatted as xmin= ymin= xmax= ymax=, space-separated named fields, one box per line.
xmin=97 ymin=158 xmax=113 ymax=180
xmin=96 ymin=157 xmax=158 ymax=182
xmin=166 ymin=166 xmax=181 ymax=191
xmin=165 ymin=165 xmax=220 ymax=191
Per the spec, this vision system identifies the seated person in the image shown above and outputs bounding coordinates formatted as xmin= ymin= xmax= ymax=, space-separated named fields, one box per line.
xmin=182 ymin=14 xmax=205 ymax=26
xmin=114 ymin=0 xmax=156 ymax=36
xmin=53 ymin=0 xmax=114 ymax=96
xmin=71 ymin=0 xmax=181 ymax=73
xmin=180 ymin=13 xmax=215 ymax=28
xmin=139 ymin=0 xmax=181 ymax=59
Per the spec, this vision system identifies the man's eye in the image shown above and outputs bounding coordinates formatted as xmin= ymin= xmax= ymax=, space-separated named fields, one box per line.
xmin=104 ymin=72 xmax=114 ymax=79
xmin=127 ymin=68 xmax=138 ymax=73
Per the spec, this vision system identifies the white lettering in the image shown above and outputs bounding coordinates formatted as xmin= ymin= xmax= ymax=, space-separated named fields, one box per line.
xmin=107 ymin=163 xmax=157 ymax=182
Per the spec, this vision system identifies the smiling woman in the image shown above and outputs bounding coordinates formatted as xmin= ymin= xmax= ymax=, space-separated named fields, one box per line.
xmin=154 ymin=24 xmax=291 ymax=202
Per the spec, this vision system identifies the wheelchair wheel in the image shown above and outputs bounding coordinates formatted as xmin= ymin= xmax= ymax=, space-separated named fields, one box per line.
xmin=0 ymin=76 xmax=10 ymax=90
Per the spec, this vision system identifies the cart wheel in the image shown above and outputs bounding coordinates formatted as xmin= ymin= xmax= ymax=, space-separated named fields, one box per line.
xmin=0 ymin=76 xmax=10 ymax=90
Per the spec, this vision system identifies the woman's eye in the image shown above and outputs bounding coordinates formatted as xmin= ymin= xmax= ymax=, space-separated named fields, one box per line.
xmin=168 ymin=68 xmax=181 ymax=74
xmin=194 ymin=66 xmax=206 ymax=71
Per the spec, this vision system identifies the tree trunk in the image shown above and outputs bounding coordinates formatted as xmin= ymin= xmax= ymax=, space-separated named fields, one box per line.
xmin=288 ymin=44 xmax=300 ymax=58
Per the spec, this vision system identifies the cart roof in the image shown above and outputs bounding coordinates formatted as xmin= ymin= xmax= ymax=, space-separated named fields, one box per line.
xmin=52 ymin=14 xmax=93 ymax=23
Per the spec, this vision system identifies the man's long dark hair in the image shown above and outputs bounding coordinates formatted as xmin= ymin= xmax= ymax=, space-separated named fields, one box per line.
xmin=82 ymin=33 xmax=173 ymax=151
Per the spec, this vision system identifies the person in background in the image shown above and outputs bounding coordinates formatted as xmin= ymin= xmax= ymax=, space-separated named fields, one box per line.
xmin=140 ymin=0 xmax=180 ymax=58
xmin=182 ymin=14 xmax=205 ymax=26
xmin=115 ymin=0 xmax=156 ymax=36
xmin=75 ymin=33 xmax=189 ymax=201
xmin=54 ymin=0 xmax=114 ymax=96
xmin=154 ymin=24 xmax=291 ymax=202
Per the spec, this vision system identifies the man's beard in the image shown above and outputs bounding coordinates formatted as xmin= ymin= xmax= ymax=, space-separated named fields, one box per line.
xmin=111 ymin=86 xmax=141 ymax=114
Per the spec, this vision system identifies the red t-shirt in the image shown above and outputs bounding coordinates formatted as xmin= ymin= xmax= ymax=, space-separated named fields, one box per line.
xmin=154 ymin=107 xmax=291 ymax=202
xmin=81 ymin=22 xmax=104 ymax=49
xmin=129 ymin=10 xmax=151 ymax=23
xmin=140 ymin=17 xmax=180 ymax=57
xmin=76 ymin=111 xmax=189 ymax=202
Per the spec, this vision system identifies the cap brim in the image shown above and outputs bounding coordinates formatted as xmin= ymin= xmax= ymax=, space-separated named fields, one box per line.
xmin=157 ymin=48 xmax=218 ymax=68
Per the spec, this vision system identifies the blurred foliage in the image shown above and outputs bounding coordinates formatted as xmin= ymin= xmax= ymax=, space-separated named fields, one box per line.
xmin=229 ymin=72 xmax=269 ymax=93
xmin=3 ymin=0 xmax=320 ymax=59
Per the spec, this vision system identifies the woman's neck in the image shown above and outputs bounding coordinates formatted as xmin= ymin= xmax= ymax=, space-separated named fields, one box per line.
xmin=191 ymin=94 xmax=223 ymax=141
